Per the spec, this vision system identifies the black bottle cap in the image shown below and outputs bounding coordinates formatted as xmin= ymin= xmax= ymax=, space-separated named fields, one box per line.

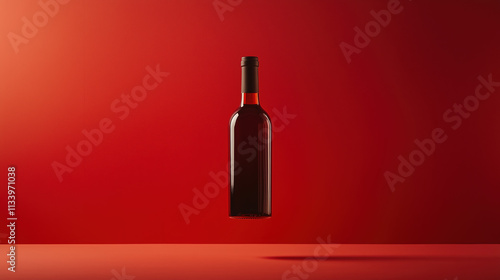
xmin=241 ymin=57 xmax=259 ymax=93
xmin=241 ymin=56 xmax=259 ymax=67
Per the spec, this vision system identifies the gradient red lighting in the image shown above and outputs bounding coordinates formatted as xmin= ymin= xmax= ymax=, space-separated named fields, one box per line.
xmin=0 ymin=0 xmax=499 ymax=245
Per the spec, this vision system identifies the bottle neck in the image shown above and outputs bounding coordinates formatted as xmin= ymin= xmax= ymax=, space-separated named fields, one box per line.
xmin=241 ymin=92 xmax=259 ymax=106
xmin=241 ymin=57 xmax=260 ymax=106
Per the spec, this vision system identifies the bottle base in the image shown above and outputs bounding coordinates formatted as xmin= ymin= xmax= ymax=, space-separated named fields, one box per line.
xmin=229 ymin=214 xmax=271 ymax=219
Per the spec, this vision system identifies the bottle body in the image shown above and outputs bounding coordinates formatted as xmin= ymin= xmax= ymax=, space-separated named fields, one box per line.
xmin=229 ymin=56 xmax=272 ymax=218
xmin=229 ymin=104 xmax=272 ymax=218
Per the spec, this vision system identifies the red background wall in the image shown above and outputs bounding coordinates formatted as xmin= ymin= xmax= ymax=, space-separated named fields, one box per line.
xmin=1 ymin=0 xmax=499 ymax=244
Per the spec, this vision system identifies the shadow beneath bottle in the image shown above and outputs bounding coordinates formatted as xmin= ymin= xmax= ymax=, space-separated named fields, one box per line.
xmin=260 ymin=255 xmax=493 ymax=261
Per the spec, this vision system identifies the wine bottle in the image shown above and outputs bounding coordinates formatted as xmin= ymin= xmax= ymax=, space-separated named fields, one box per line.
xmin=229 ymin=56 xmax=272 ymax=218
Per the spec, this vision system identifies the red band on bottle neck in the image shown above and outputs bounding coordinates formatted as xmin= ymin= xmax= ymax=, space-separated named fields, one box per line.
xmin=242 ymin=93 xmax=259 ymax=105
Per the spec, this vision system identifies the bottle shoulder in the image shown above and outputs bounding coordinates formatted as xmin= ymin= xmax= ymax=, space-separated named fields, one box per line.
xmin=229 ymin=105 xmax=271 ymax=124
xmin=231 ymin=105 xmax=270 ymax=118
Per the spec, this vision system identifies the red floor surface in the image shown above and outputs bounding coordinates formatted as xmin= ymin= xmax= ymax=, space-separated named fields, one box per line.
xmin=1 ymin=244 xmax=499 ymax=279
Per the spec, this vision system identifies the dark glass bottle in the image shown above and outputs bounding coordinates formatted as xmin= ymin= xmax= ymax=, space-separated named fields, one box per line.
xmin=229 ymin=56 xmax=272 ymax=218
